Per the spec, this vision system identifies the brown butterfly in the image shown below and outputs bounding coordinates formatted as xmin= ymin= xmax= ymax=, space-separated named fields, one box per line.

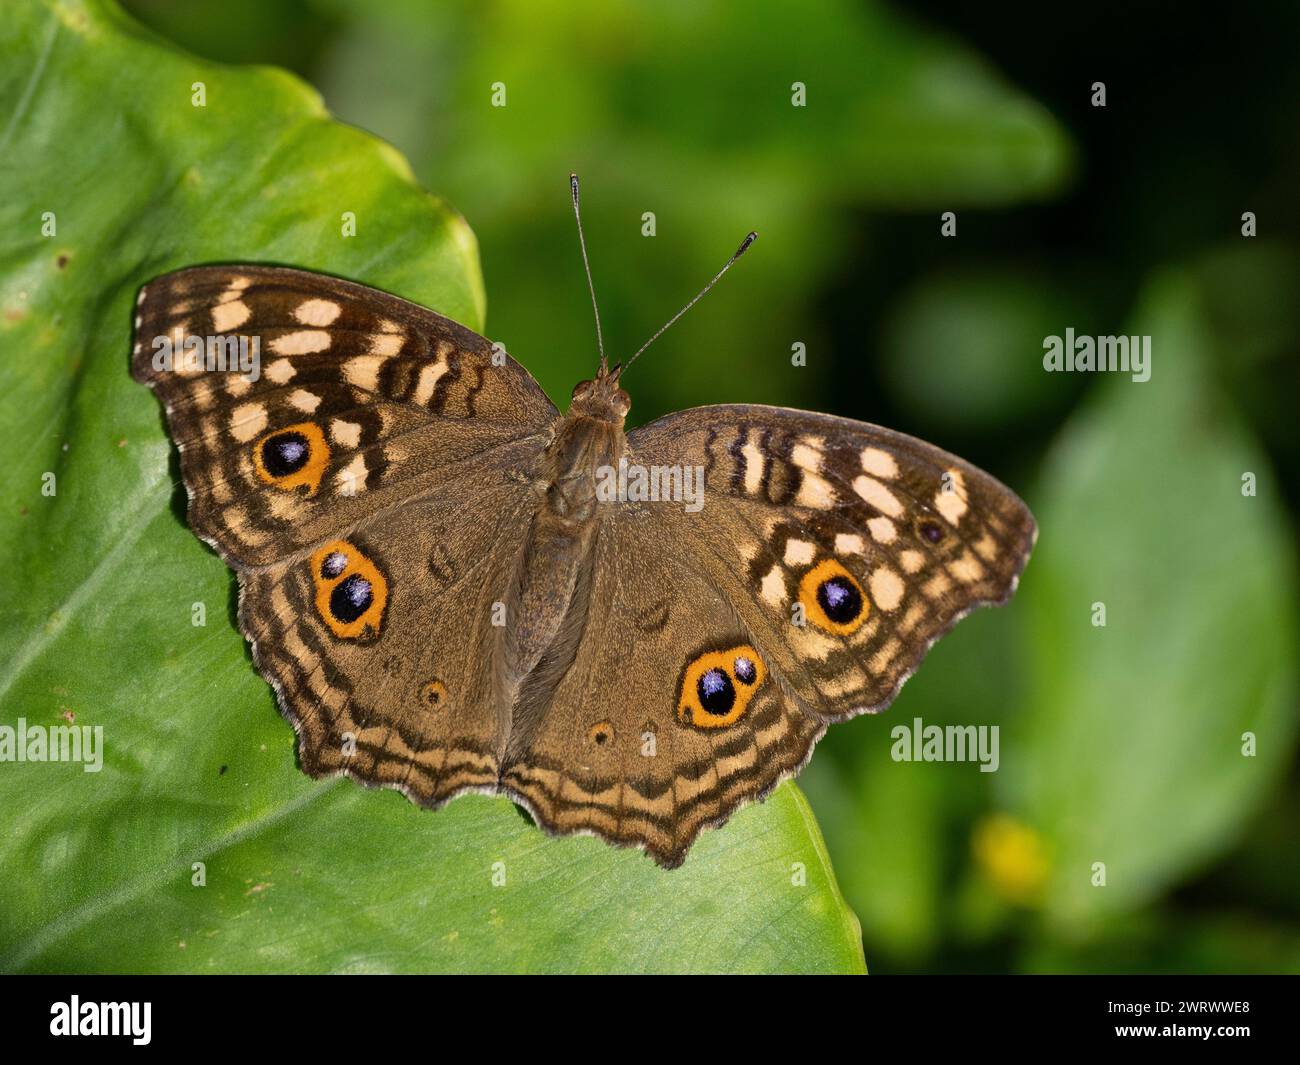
xmin=131 ymin=177 xmax=1035 ymax=868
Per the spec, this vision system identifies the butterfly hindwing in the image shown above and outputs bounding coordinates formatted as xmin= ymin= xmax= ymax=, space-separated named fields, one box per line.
xmin=498 ymin=512 xmax=824 ymax=868
xmin=238 ymin=478 xmax=539 ymax=803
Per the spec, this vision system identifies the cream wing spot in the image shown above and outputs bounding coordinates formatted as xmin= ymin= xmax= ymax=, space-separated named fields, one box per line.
xmin=211 ymin=300 xmax=250 ymax=332
xmin=263 ymin=358 xmax=296 ymax=384
xmin=870 ymin=566 xmax=905 ymax=611
xmin=866 ymin=516 xmax=897 ymax=543
xmin=789 ymin=624 xmax=841 ymax=661
xmin=950 ymin=552 xmax=985 ymax=583
xmin=784 ymin=539 xmax=816 ymax=566
xmin=791 ymin=438 xmax=824 ymax=471
xmin=289 ymin=388 xmax=322 ymax=413
xmin=860 ymin=447 xmax=899 ymax=479
xmin=935 ymin=469 xmax=969 ymax=524
xmin=923 ymin=572 xmax=952 ymax=599
xmin=854 ymin=475 xmax=904 ymax=517
xmin=344 ymin=356 xmax=386 ymax=390
xmin=974 ymin=534 xmax=999 ymax=562
xmin=898 ymin=549 xmax=925 ymax=574
xmin=760 ymin=565 xmax=787 ymax=606
xmin=331 ymin=419 xmax=362 ymax=448
xmin=834 ymin=533 xmax=865 ymax=555
xmin=741 ymin=437 xmax=765 ymax=494
xmin=229 ymin=403 xmax=268 ymax=442
xmin=271 ymin=330 xmax=331 ymax=356
xmin=335 ymin=454 xmax=369 ymax=497
xmin=369 ymin=333 xmax=404 ymax=357
xmin=412 ymin=360 xmax=448 ymax=405
xmin=796 ymin=470 xmax=835 ymax=509
xmin=294 ymin=298 xmax=342 ymax=326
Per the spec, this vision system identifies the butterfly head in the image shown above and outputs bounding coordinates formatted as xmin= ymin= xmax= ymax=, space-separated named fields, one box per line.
xmin=569 ymin=374 xmax=631 ymax=424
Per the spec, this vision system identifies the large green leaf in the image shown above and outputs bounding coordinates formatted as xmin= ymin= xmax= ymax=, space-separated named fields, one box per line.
xmin=0 ymin=0 xmax=863 ymax=974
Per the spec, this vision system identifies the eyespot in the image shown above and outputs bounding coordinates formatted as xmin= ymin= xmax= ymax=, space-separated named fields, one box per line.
xmin=698 ymin=668 xmax=734 ymax=715
xmin=733 ymin=655 xmax=757 ymax=685
xmin=330 ymin=574 xmax=372 ymax=623
xmin=678 ymin=644 xmax=768 ymax=729
xmin=588 ymin=721 xmax=614 ymax=746
xmin=918 ymin=519 xmax=945 ymax=545
xmin=309 ymin=539 xmax=388 ymax=639
xmin=420 ymin=679 xmax=448 ymax=709
xmin=798 ymin=559 xmax=869 ymax=635
xmin=321 ymin=551 xmax=348 ymax=579
xmin=253 ymin=421 xmax=330 ymax=494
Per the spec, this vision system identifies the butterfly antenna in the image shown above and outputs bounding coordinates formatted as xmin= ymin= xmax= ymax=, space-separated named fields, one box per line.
xmin=570 ymin=174 xmax=608 ymax=376
xmin=619 ymin=231 xmax=758 ymax=377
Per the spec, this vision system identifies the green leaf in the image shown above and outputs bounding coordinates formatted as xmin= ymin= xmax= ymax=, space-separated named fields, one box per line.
xmin=1006 ymin=270 xmax=1299 ymax=931
xmin=0 ymin=0 xmax=864 ymax=974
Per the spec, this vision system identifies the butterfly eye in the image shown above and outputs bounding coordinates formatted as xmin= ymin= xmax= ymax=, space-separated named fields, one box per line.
xmin=253 ymin=421 xmax=330 ymax=495
xmin=677 ymin=645 xmax=767 ymax=729
xmin=309 ymin=539 xmax=389 ymax=639
xmin=799 ymin=559 xmax=869 ymax=636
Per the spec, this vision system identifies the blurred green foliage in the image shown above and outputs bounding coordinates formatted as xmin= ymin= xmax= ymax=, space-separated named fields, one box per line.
xmin=0 ymin=0 xmax=865 ymax=974
xmin=106 ymin=0 xmax=1300 ymax=972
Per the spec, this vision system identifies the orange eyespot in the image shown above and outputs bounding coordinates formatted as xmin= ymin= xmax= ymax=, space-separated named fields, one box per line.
xmin=677 ymin=645 xmax=767 ymax=729
xmin=799 ymin=558 xmax=868 ymax=636
xmin=588 ymin=721 xmax=614 ymax=746
xmin=310 ymin=540 xmax=388 ymax=639
xmin=253 ymin=421 xmax=330 ymax=495
xmin=419 ymin=679 xmax=448 ymax=709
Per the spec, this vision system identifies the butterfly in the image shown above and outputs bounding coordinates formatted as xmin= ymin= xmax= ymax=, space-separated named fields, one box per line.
xmin=130 ymin=177 xmax=1036 ymax=869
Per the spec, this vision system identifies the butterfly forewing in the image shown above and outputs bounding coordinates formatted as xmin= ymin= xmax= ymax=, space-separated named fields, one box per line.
xmin=130 ymin=265 xmax=557 ymax=567
xmin=627 ymin=405 xmax=1037 ymax=721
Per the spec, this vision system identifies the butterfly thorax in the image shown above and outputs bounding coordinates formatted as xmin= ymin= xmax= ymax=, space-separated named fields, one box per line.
xmin=541 ymin=380 xmax=629 ymax=521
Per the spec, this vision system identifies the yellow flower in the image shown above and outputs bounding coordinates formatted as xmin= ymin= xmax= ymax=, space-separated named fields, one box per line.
xmin=972 ymin=813 xmax=1049 ymax=905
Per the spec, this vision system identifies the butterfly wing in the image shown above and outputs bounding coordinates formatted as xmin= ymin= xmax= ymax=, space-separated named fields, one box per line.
xmin=238 ymin=482 xmax=538 ymax=802
xmin=501 ymin=404 xmax=1035 ymax=867
xmin=499 ymin=510 xmax=825 ymax=868
xmin=131 ymin=265 xmax=557 ymax=567
xmin=627 ymin=405 xmax=1036 ymax=719
xmin=133 ymin=265 xmax=558 ymax=800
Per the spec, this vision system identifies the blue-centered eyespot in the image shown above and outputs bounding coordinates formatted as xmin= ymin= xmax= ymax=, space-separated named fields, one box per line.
xmin=678 ymin=645 xmax=768 ymax=729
